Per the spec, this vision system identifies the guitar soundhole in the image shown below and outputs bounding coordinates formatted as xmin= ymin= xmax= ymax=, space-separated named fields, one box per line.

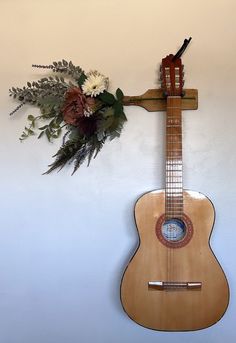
xmin=162 ymin=218 xmax=185 ymax=242
xmin=156 ymin=214 xmax=193 ymax=248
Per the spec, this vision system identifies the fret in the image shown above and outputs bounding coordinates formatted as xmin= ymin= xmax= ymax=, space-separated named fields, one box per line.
xmin=166 ymin=158 xmax=182 ymax=161
xmin=166 ymin=204 xmax=183 ymax=206
xmin=166 ymin=176 xmax=183 ymax=179
xmin=166 ymin=161 xmax=182 ymax=164
xmin=167 ymin=198 xmax=183 ymax=205
xmin=166 ymin=187 xmax=182 ymax=190
xmin=166 ymin=117 xmax=182 ymax=119
xmin=166 ymin=181 xmax=182 ymax=183
xmin=166 ymin=167 xmax=182 ymax=169
xmin=166 ymin=143 xmax=182 ymax=145
xmin=165 ymin=212 xmax=184 ymax=214
xmin=167 ymin=178 xmax=182 ymax=181
xmin=165 ymin=209 xmax=184 ymax=211
xmin=167 ymin=120 xmax=181 ymax=125
xmin=166 ymin=195 xmax=182 ymax=198
xmin=166 ymin=203 xmax=183 ymax=206
xmin=167 ymin=137 xmax=181 ymax=141
xmin=165 ymin=207 xmax=183 ymax=209
xmin=166 ymin=156 xmax=182 ymax=164
xmin=166 ymin=168 xmax=182 ymax=170
xmin=166 ymin=174 xmax=182 ymax=176
xmin=167 ymin=153 xmax=182 ymax=155
xmin=166 ymin=193 xmax=182 ymax=201
xmin=165 ymin=96 xmax=183 ymax=218
xmin=166 ymin=150 xmax=182 ymax=153
xmin=166 ymin=192 xmax=183 ymax=194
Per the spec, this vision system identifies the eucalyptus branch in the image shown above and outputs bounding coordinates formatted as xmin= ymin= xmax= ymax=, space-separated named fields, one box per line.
xmin=9 ymin=102 xmax=25 ymax=116
xmin=20 ymin=115 xmax=41 ymax=141
xmin=9 ymin=60 xmax=127 ymax=174
xmin=32 ymin=60 xmax=85 ymax=83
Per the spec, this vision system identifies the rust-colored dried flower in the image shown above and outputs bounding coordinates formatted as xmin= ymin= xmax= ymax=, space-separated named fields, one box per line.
xmin=62 ymin=87 xmax=96 ymax=126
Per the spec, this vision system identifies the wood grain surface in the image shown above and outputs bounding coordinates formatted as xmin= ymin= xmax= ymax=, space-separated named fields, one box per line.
xmin=120 ymin=190 xmax=229 ymax=331
xmin=122 ymin=89 xmax=198 ymax=112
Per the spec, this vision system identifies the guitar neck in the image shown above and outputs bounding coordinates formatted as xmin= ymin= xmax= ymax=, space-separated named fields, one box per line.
xmin=165 ymin=96 xmax=183 ymax=219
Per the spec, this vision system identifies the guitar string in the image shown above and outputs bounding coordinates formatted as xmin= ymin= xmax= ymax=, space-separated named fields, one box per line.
xmin=167 ymin=97 xmax=174 ymax=282
xmin=173 ymin=97 xmax=182 ymax=282
xmin=167 ymin=96 xmax=183 ymax=281
xmin=166 ymin=106 xmax=169 ymax=283
xmin=166 ymin=97 xmax=173 ymax=281
xmin=170 ymin=97 xmax=173 ymax=281
xmin=171 ymin=97 xmax=175 ymax=281
xmin=170 ymin=98 xmax=174 ymax=282
xmin=167 ymin=100 xmax=171 ymax=283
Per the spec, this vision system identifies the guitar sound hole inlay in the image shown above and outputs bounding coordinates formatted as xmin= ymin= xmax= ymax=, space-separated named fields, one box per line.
xmin=162 ymin=218 xmax=185 ymax=241
xmin=156 ymin=213 xmax=193 ymax=248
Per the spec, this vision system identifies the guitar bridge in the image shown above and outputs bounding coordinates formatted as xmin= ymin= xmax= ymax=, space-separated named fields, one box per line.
xmin=148 ymin=281 xmax=202 ymax=291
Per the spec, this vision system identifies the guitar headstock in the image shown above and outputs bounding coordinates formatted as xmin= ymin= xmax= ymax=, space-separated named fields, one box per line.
xmin=160 ymin=54 xmax=184 ymax=97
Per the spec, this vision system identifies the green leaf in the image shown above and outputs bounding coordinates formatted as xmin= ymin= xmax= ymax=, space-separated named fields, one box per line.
xmin=38 ymin=96 xmax=61 ymax=106
xmin=99 ymin=91 xmax=115 ymax=105
xmin=103 ymin=107 xmax=114 ymax=118
xmin=114 ymin=101 xmax=123 ymax=116
xmin=27 ymin=115 xmax=34 ymax=121
xmin=45 ymin=129 xmax=51 ymax=142
xmin=69 ymin=127 xmax=81 ymax=140
xmin=77 ymin=73 xmax=87 ymax=85
xmin=28 ymin=129 xmax=35 ymax=135
xmin=38 ymin=131 xmax=44 ymax=139
xmin=116 ymin=88 xmax=124 ymax=101
xmin=39 ymin=125 xmax=48 ymax=130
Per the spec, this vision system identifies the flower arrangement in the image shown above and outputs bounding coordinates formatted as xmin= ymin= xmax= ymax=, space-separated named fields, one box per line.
xmin=9 ymin=60 xmax=127 ymax=174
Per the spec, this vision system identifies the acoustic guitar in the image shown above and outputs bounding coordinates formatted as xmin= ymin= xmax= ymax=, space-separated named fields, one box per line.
xmin=120 ymin=49 xmax=229 ymax=331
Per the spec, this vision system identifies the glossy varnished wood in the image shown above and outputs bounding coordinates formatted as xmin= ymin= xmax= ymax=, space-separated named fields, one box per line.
xmin=120 ymin=190 xmax=229 ymax=331
xmin=122 ymin=89 xmax=198 ymax=112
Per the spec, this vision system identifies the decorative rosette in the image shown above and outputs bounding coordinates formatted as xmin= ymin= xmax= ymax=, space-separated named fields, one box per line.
xmin=9 ymin=60 xmax=127 ymax=174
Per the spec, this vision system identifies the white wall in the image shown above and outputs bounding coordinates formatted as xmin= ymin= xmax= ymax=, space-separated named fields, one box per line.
xmin=0 ymin=0 xmax=236 ymax=342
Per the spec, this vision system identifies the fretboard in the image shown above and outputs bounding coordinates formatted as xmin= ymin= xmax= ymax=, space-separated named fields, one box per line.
xmin=165 ymin=96 xmax=183 ymax=219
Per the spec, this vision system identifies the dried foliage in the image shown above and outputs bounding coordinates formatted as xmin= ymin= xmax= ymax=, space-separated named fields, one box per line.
xmin=9 ymin=60 xmax=126 ymax=174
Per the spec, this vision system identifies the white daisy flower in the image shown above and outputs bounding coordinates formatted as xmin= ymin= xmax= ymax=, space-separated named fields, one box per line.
xmin=82 ymin=70 xmax=109 ymax=97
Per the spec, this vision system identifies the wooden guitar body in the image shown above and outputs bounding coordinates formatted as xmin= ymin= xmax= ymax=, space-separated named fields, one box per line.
xmin=120 ymin=189 xmax=229 ymax=331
